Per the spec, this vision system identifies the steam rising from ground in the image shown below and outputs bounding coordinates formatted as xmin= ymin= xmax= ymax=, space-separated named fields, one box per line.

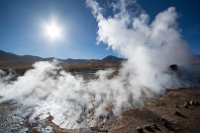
xmin=0 ymin=0 xmax=199 ymax=129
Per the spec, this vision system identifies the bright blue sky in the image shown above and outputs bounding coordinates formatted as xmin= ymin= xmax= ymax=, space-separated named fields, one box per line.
xmin=0 ymin=0 xmax=199 ymax=59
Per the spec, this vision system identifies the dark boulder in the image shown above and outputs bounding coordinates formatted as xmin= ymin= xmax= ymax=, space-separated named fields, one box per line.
xmin=136 ymin=127 xmax=144 ymax=133
xmin=169 ymin=64 xmax=178 ymax=71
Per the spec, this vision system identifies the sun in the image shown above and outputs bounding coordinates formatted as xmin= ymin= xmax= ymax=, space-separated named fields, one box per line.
xmin=42 ymin=19 xmax=64 ymax=42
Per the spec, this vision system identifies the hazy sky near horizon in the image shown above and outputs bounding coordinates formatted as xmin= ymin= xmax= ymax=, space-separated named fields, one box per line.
xmin=0 ymin=0 xmax=200 ymax=59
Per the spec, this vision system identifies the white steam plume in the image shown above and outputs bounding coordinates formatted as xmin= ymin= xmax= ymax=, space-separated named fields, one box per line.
xmin=0 ymin=0 xmax=199 ymax=129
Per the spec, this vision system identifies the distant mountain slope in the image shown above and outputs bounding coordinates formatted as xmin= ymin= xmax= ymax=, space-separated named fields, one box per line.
xmin=0 ymin=50 xmax=124 ymax=66
xmin=0 ymin=50 xmax=44 ymax=64
xmin=102 ymin=55 xmax=124 ymax=63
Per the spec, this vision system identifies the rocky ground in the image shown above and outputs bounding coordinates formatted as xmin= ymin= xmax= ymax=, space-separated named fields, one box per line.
xmin=0 ymin=88 xmax=200 ymax=133
xmin=97 ymin=88 xmax=200 ymax=133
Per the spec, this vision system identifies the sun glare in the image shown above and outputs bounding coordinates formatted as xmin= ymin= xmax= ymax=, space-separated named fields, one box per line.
xmin=43 ymin=19 xmax=64 ymax=42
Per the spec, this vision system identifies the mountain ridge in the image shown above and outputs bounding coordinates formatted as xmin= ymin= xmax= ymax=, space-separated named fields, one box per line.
xmin=0 ymin=50 xmax=123 ymax=64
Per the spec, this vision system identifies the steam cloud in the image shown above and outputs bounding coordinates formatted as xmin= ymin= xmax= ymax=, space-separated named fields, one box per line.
xmin=0 ymin=0 xmax=199 ymax=129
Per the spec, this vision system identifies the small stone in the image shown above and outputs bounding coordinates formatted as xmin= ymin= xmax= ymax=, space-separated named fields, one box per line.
xmin=152 ymin=123 xmax=161 ymax=131
xmin=161 ymin=118 xmax=167 ymax=122
xmin=195 ymin=101 xmax=200 ymax=106
xmin=183 ymin=102 xmax=189 ymax=108
xmin=193 ymin=101 xmax=200 ymax=106
xmin=174 ymin=111 xmax=181 ymax=116
xmin=99 ymin=115 xmax=104 ymax=119
xmin=190 ymin=100 xmax=195 ymax=106
xmin=163 ymin=121 xmax=175 ymax=131
xmin=136 ymin=126 xmax=143 ymax=133
xmin=144 ymin=125 xmax=154 ymax=132
xmin=152 ymin=123 xmax=157 ymax=128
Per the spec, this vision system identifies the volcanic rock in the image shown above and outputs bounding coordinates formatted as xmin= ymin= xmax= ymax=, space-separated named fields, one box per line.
xmin=169 ymin=64 xmax=178 ymax=71
xmin=136 ymin=126 xmax=143 ymax=133
xmin=144 ymin=125 xmax=155 ymax=132
xmin=183 ymin=102 xmax=189 ymax=108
